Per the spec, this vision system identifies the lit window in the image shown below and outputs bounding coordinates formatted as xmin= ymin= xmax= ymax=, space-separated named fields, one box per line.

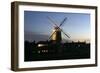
xmin=38 ymin=51 xmax=40 ymax=53
xmin=46 ymin=50 xmax=48 ymax=52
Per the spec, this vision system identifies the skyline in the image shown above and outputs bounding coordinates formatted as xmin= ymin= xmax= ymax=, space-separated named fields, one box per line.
xmin=24 ymin=11 xmax=90 ymax=42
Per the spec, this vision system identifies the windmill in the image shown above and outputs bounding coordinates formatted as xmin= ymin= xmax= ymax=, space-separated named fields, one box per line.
xmin=47 ymin=16 xmax=70 ymax=43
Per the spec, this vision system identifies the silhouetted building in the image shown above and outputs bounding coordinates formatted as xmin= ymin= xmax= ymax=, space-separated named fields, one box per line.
xmin=24 ymin=40 xmax=90 ymax=61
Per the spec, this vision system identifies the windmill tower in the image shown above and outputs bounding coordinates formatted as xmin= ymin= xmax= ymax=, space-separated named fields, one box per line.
xmin=47 ymin=17 xmax=70 ymax=43
xmin=51 ymin=27 xmax=62 ymax=43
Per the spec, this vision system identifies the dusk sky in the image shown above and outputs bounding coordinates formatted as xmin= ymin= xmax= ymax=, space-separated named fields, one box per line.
xmin=24 ymin=11 xmax=90 ymax=42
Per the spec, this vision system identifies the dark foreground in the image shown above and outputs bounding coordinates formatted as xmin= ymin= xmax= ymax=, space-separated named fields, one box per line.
xmin=24 ymin=41 xmax=90 ymax=61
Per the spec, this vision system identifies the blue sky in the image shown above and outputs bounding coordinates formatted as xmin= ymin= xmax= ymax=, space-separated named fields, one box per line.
xmin=24 ymin=11 xmax=90 ymax=42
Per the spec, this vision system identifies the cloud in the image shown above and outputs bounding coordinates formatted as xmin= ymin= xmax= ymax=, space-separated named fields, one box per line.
xmin=24 ymin=31 xmax=49 ymax=42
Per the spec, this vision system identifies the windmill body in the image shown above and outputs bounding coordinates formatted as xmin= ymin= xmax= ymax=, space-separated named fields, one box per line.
xmin=51 ymin=27 xmax=62 ymax=43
